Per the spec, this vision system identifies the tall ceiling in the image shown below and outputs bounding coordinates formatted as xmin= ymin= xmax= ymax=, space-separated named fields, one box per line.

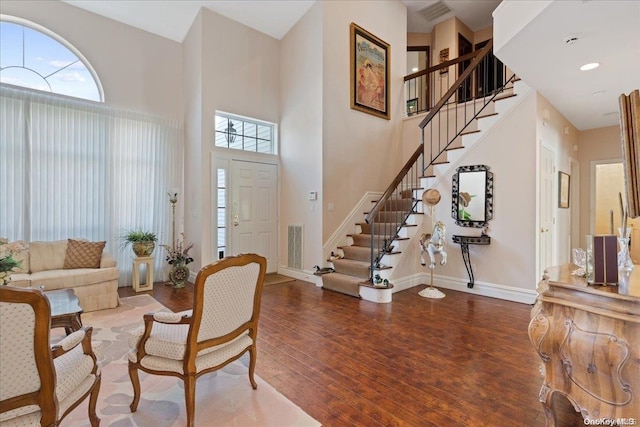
xmin=59 ymin=0 xmax=639 ymax=131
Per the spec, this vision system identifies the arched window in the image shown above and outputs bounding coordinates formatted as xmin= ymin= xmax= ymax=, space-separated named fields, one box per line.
xmin=0 ymin=15 xmax=103 ymax=102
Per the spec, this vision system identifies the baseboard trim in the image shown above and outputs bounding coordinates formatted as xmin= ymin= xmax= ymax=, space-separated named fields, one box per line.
xmin=275 ymin=268 xmax=537 ymax=305
xmin=391 ymin=273 xmax=537 ymax=304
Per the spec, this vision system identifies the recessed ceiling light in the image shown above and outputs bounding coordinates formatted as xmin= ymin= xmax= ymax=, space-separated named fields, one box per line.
xmin=580 ymin=62 xmax=600 ymax=71
xmin=592 ymin=90 xmax=605 ymax=96
xmin=411 ymin=67 xmax=418 ymax=72
xmin=563 ymin=35 xmax=579 ymax=45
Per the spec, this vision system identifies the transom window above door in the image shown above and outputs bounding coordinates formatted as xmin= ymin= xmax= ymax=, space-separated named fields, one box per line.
xmin=214 ymin=113 xmax=276 ymax=155
xmin=0 ymin=16 xmax=103 ymax=102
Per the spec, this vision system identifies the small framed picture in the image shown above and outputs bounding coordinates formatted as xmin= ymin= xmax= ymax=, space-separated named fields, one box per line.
xmin=558 ymin=171 xmax=570 ymax=208
xmin=406 ymin=98 xmax=418 ymax=116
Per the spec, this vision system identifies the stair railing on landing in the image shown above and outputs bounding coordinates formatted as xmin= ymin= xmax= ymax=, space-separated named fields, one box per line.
xmin=364 ymin=39 xmax=518 ymax=280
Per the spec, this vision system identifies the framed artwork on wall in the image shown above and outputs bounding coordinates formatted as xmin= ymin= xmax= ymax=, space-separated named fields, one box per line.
xmin=350 ymin=22 xmax=390 ymax=120
xmin=558 ymin=171 xmax=570 ymax=208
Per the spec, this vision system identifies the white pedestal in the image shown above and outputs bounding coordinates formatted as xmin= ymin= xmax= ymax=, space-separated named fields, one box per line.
xmin=359 ymin=284 xmax=393 ymax=303
xmin=133 ymin=256 xmax=154 ymax=292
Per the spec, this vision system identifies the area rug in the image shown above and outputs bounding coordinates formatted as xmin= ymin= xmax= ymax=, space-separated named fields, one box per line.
xmin=55 ymin=295 xmax=320 ymax=427
xmin=263 ymin=273 xmax=295 ymax=286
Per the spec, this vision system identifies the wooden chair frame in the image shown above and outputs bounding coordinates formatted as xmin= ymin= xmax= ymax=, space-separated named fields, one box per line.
xmin=0 ymin=286 xmax=101 ymax=426
xmin=128 ymin=253 xmax=267 ymax=427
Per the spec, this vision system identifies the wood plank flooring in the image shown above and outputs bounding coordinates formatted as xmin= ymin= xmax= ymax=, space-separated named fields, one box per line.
xmin=119 ymin=280 xmax=583 ymax=426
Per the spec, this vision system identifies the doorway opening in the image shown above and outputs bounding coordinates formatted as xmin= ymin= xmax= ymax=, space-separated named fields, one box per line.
xmin=593 ymin=161 xmax=640 ymax=264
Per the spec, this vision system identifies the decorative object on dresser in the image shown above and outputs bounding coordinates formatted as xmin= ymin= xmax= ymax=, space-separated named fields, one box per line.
xmin=585 ymin=234 xmax=618 ymax=284
xmin=528 ymin=264 xmax=639 ymax=426
xmin=618 ymin=89 xmax=640 ymax=217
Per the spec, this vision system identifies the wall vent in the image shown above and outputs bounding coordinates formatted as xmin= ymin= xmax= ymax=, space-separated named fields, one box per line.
xmin=287 ymin=225 xmax=303 ymax=270
xmin=418 ymin=1 xmax=452 ymax=23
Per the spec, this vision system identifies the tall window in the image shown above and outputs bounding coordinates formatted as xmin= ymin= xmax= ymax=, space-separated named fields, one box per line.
xmin=216 ymin=168 xmax=227 ymax=260
xmin=0 ymin=16 xmax=103 ymax=102
xmin=214 ymin=113 xmax=276 ymax=155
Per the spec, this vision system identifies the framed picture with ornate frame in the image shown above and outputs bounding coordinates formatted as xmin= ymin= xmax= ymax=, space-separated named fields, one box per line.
xmin=558 ymin=171 xmax=570 ymax=208
xmin=350 ymin=23 xmax=390 ymax=120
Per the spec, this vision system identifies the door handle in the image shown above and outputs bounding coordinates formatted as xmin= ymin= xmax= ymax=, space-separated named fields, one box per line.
xmin=233 ymin=213 xmax=239 ymax=226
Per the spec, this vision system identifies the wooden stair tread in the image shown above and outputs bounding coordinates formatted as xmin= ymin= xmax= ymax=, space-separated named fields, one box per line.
xmin=477 ymin=112 xmax=498 ymax=119
xmin=460 ymin=129 xmax=481 ymax=136
xmin=446 ymin=145 xmax=465 ymax=151
xmin=363 ymin=210 xmax=421 ymax=215
xmin=493 ymin=93 xmax=517 ymax=102
xmin=355 ymin=222 xmax=417 ymax=227
xmin=346 ymin=234 xmax=408 ymax=241
xmin=359 ymin=280 xmax=394 ymax=289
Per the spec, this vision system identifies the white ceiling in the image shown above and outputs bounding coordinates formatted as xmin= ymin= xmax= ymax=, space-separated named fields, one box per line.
xmin=493 ymin=0 xmax=640 ymax=131
xmin=62 ymin=0 xmax=316 ymax=41
xmin=403 ymin=0 xmax=500 ymax=33
xmin=60 ymin=0 xmax=639 ymax=131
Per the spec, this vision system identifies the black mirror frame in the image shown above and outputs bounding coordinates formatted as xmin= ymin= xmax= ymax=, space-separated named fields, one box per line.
xmin=451 ymin=164 xmax=494 ymax=227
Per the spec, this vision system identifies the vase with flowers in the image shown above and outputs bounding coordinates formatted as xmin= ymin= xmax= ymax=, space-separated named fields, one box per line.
xmin=0 ymin=239 xmax=27 ymax=286
xmin=161 ymin=234 xmax=194 ymax=288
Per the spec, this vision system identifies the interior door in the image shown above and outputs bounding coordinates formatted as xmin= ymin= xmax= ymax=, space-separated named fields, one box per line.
xmin=230 ymin=160 xmax=278 ymax=272
xmin=539 ymin=146 xmax=555 ymax=278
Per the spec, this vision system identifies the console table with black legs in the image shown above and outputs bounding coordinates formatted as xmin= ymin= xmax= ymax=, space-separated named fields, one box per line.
xmin=452 ymin=234 xmax=491 ymax=288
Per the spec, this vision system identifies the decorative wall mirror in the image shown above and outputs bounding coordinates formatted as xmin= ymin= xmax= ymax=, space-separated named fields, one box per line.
xmin=451 ymin=165 xmax=494 ymax=227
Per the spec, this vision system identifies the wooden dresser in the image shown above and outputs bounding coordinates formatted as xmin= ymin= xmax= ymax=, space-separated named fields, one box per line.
xmin=528 ymin=264 xmax=640 ymax=426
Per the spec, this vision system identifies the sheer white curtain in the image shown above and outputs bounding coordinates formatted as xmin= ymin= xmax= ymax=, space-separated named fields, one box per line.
xmin=0 ymin=85 xmax=182 ymax=286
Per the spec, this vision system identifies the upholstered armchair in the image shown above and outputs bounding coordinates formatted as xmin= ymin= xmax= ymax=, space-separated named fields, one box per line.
xmin=0 ymin=286 xmax=101 ymax=426
xmin=127 ymin=253 xmax=267 ymax=427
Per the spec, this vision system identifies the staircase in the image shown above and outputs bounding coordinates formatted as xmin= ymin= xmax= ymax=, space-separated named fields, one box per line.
xmin=319 ymin=40 xmax=525 ymax=300
xmin=320 ymin=191 xmax=419 ymax=297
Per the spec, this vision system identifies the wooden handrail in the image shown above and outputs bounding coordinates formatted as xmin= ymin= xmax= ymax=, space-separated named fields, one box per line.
xmin=403 ymin=50 xmax=479 ymax=82
xmin=419 ymin=40 xmax=493 ymax=129
xmin=365 ymin=143 xmax=423 ymax=224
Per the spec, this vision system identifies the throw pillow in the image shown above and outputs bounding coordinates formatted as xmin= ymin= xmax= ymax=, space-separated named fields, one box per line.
xmin=64 ymin=239 xmax=106 ymax=269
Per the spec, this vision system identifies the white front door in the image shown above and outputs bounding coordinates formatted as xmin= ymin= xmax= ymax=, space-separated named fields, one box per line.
xmin=539 ymin=146 xmax=554 ymax=279
xmin=230 ymin=160 xmax=278 ymax=272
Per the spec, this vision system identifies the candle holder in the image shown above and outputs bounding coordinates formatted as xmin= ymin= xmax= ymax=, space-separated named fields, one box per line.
xmin=617 ymin=227 xmax=634 ymax=272
xmin=168 ymin=192 xmax=178 ymax=250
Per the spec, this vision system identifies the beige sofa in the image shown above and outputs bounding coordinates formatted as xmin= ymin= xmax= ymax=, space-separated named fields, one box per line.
xmin=9 ymin=239 xmax=120 ymax=312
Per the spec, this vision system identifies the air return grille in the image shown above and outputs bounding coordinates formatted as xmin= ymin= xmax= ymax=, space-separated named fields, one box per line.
xmin=418 ymin=1 xmax=452 ymax=22
xmin=287 ymin=225 xmax=303 ymax=270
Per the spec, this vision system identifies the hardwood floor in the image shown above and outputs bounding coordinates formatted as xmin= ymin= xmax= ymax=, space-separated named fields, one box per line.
xmin=119 ymin=280 xmax=584 ymax=426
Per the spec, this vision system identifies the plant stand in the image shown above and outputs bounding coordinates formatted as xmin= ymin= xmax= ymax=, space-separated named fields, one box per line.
xmin=133 ymin=256 xmax=154 ymax=292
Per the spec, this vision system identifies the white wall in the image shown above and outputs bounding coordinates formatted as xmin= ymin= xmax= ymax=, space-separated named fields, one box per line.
xmin=424 ymin=92 xmax=538 ymax=292
xmin=0 ymin=1 xmax=184 ymax=121
xmin=536 ymin=93 xmax=578 ymax=265
xmin=182 ymin=11 xmax=204 ymax=270
xmin=279 ymin=3 xmax=324 ymax=273
xmin=321 ymin=0 xmax=407 ymax=242
xmin=183 ymin=8 xmax=281 ymax=269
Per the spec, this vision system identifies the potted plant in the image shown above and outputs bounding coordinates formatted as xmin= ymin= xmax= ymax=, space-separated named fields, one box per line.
xmin=121 ymin=229 xmax=158 ymax=257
